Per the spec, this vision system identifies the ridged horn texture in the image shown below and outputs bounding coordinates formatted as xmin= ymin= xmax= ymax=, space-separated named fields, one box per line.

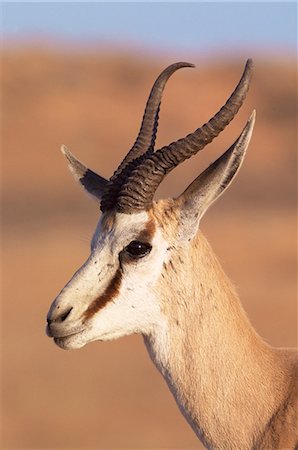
xmin=101 ymin=62 xmax=195 ymax=212
xmin=102 ymin=59 xmax=253 ymax=214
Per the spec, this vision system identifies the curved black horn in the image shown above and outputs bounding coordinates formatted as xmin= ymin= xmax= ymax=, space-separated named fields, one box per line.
xmin=116 ymin=59 xmax=253 ymax=213
xmin=111 ymin=62 xmax=195 ymax=178
xmin=101 ymin=62 xmax=194 ymax=212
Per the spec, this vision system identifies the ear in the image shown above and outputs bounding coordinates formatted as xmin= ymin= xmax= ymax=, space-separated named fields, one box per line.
xmin=176 ymin=111 xmax=256 ymax=239
xmin=61 ymin=145 xmax=108 ymax=201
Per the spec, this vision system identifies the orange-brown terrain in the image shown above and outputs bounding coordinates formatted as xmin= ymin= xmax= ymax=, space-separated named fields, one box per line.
xmin=1 ymin=47 xmax=296 ymax=449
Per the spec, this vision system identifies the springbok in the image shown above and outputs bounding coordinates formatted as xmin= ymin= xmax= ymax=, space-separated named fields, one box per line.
xmin=46 ymin=60 xmax=297 ymax=449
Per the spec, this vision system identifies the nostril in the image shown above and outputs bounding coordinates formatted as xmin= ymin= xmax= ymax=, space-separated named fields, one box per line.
xmin=47 ymin=307 xmax=73 ymax=326
xmin=58 ymin=307 xmax=73 ymax=323
xmin=47 ymin=305 xmax=73 ymax=327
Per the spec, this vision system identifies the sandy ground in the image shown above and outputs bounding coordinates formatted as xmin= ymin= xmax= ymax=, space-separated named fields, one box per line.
xmin=1 ymin=48 xmax=297 ymax=449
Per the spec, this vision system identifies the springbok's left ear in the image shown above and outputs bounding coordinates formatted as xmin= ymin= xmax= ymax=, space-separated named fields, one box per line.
xmin=61 ymin=145 xmax=108 ymax=200
xmin=176 ymin=110 xmax=256 ymax=238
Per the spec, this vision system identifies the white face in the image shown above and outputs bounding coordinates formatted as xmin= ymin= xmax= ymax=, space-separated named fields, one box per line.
xmin=46 ymin=211 xmax=169 ymax=350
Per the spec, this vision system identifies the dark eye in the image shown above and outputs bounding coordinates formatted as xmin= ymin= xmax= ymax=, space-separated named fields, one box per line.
xmin=125 ymin=241 xmax=152 ymax=258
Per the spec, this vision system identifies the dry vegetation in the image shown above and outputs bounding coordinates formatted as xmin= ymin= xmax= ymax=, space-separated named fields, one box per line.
xmin=1 ymin=46 xmax=296 ymax=449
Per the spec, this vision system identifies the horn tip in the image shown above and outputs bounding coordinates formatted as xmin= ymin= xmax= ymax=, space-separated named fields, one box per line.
xmin=182 ymin=61 xmax=195 ymax=69
xmin=173 ymin=61 xmax=195 ymax=70
xmin=248 ymin=109 xmax=256 ymax=126
xmin=245 ymin=58 xmax=254 ymax=71
xmin=240 ymin=110 xmax=256 ymax=148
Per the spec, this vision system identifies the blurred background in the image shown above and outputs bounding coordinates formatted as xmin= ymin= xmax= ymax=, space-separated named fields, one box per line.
xmin=1 ymin=2 xmax=297 ymax=449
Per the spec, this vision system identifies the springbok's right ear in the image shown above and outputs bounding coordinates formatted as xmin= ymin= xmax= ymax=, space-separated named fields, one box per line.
xmin=176 ymin=111 xmax=256 ymax=239
xmin=61 ymin=145 xmax=108 ymax=201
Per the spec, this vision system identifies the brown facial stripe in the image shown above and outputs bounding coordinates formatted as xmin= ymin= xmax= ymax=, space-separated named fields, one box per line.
xmin=84 ymin=268 xmax=122 ymax=320
xmin=135 ymin=217 xmax=156 ymax=242
xmin=83 ymin=216 xmax=155 ymax=320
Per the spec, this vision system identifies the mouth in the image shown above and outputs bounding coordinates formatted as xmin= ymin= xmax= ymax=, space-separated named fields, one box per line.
xmin=46 ymin=324 xmax=87 ymax=350
xmin=46 ymin=323 xmax=86 ymax=338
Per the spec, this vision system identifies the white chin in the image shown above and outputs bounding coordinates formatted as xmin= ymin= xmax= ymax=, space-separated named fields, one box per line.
xmin=54 ymin=334 xmax=87 ymax=350
xmin=53 ymin=328 xmax=130 ymax=350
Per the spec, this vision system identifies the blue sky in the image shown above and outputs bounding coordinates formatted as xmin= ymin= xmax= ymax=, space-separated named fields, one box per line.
xmin=1 ymin=2 xmax=297 ymax=58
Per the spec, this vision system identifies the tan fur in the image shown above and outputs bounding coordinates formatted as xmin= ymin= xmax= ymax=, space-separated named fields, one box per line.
xmin=144 ymin=201 xmax=298 ymax=450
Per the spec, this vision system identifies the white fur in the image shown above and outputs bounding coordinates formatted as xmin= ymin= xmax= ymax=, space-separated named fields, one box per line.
xmin=48 ymin=211 xmax=169 ymax=350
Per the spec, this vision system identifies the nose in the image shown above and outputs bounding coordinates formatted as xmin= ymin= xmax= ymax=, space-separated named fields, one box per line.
xmin=46 ymin=306 xmax=74 ymax=338
xmin=47 ymin=306 xmax=73 ymax=325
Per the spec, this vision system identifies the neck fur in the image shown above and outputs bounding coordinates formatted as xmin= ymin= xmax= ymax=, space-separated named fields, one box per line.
xmin=144 ymin=233 xmax=289 ymax=449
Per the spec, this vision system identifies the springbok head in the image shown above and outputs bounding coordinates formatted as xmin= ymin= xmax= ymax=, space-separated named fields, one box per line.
xmin=46 ymin=60 xmax=255 ymax=350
